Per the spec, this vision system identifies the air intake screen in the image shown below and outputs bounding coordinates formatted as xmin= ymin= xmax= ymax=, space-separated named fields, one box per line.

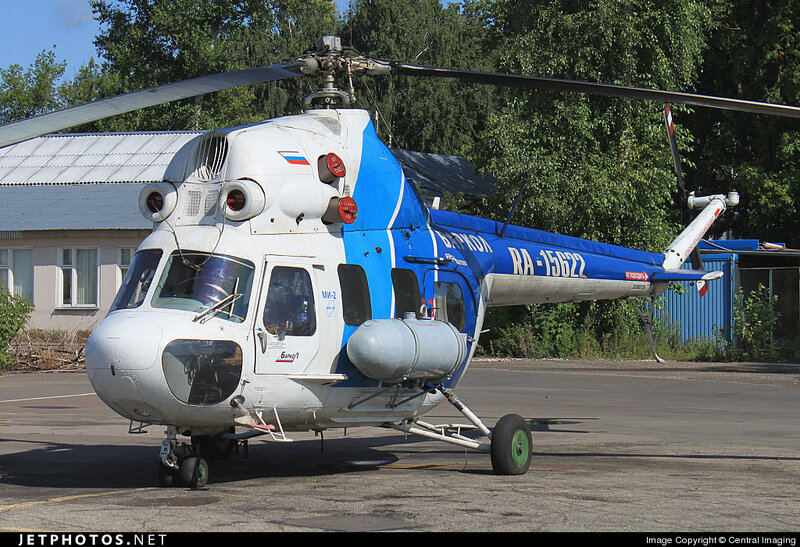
xmin=194 ymin=133 xmax=229 ymax=181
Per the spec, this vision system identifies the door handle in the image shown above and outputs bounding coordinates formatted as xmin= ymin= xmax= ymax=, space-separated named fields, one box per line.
xmin=256 ymin=327 xmax=268 ymax=353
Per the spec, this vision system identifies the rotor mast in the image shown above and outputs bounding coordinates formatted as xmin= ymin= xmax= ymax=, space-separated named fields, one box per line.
xmin=297 ymin=36 xmax=391 ymax=108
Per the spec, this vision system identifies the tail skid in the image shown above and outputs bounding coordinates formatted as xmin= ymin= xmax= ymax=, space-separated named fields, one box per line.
xmin=638 ymin=190 xmax=738 ymax=363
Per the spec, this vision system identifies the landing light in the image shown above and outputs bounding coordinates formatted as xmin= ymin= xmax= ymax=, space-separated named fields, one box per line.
xmin=225 ymin=189 xmax=246 ymax=211
xmin=138 ymin=182 xmax=178 ymax=222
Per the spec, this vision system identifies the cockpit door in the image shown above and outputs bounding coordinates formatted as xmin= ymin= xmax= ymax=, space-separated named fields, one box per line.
xmin=254 ymin=257 xmax=321 ymax=374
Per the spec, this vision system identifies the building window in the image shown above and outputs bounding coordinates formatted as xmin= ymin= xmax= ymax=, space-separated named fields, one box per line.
xmin=118 ymin=247 xmax=136 ymax=287
xmin=59 ymin=248 xmax=98 ymax=307
xmin=391 ymin=268 xmax=421 ymax=319
xmin=0 ymin=248 xmax=33 ymax=301
xmin=338 ymin=264 xmax=371 ymax=326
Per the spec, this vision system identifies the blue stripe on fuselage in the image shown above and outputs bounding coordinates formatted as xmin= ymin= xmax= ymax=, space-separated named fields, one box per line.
xmin=333 ymin=119 xmax=429 ymax=385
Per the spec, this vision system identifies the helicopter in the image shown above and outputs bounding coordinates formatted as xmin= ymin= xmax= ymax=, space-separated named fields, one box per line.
xmin=2 ymin=35 xmax=799 ymax=488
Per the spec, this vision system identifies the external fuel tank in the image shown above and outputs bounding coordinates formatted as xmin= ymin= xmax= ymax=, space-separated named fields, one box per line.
xmin=346 ymin=315 xmax=468 ymax=383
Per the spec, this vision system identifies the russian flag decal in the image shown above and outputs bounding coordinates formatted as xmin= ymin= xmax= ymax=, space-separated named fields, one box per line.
xmin=279 ymin=151 xmax=311 ymax=165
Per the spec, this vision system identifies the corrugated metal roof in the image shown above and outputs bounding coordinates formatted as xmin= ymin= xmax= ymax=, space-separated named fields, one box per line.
xmin=0 ymin=183 xmax=152 ymax=231
xmin=391 ymin=149 xmax=494 ymax=198
xmin=0 ymin=131 xmax=201 ymax=185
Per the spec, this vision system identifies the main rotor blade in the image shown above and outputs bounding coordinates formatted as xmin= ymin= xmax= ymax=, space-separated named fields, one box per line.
xmin=0 ymin=63 xmax=303 ymax=148
xmin=393 ymin=63 xmax=800 ymax=119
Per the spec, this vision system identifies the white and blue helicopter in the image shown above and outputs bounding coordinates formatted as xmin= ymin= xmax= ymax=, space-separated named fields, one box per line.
xmin=2 ymin=36 xmax=798 ymax=488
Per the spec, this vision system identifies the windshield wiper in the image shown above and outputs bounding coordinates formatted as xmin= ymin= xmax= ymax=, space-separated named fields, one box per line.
xmin=193 ymin=292 xmax=243 ymax=323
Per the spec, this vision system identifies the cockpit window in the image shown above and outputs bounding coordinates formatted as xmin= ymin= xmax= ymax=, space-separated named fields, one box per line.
xmin=111 ymin=249 xmax=162 ymax=311
xmin=151 ymin=251 xmax=255 ymax=323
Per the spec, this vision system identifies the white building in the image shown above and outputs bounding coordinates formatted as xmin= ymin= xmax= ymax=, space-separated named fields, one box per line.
xmin=0 ymin=131 xmax=201 ymax=332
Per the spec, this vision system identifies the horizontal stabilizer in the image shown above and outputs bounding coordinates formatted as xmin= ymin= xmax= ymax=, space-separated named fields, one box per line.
xmin=650 ymin=269 xmax=724 ymax=283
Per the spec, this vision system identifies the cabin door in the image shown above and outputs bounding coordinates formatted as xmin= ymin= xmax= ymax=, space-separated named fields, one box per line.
xmin=253 ymin=258 xmax=321 ymax=375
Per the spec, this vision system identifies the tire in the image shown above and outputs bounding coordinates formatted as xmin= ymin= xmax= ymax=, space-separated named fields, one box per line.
xmin=179 ymin=456 xmax=209 ymax=488
xmin=490 ymin=413 xmax=532 ymax=475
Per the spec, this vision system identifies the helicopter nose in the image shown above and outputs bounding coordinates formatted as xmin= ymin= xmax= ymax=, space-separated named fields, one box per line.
xmin=86 ymin=314 xmax=163 ymax=372
xmin=86 ymin=314 xmax=165 ymax=421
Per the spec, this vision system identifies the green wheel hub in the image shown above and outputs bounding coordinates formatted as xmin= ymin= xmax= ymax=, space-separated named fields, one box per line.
xmin=510 ymin=429 xmax=530 ymax=468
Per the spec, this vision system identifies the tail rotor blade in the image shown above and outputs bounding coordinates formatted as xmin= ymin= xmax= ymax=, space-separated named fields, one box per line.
xmin=664 ymin=104 xmax=687 ymax=201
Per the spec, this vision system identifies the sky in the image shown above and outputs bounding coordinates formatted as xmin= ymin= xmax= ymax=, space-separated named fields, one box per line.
xmin=0 ymin=0 xmax=355 ymax=80
xmin=0 ymin=0 xmax=100 ymax=79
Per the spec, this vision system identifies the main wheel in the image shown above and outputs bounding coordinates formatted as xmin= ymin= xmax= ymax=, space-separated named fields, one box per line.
xmin=490 ymin=413 xmax=532 ymax=475
xmin=179 ymin=456 xmax=209 ymax=488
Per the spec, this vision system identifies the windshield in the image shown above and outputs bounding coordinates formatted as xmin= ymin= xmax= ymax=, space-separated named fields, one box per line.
xmin=111 ymin=249 xmax=162 ymax=311
xmin=151 ymin=251 xmax=255 ymax=323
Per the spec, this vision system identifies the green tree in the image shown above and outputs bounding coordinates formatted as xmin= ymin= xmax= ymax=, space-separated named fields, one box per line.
xmin=0 ymin=50 xmax=67 ymax=123
xmin=466 ymin=0 xmax=712 ymax=346
xmin=85 ymin=0 xmax=342 ymax=132
xmin=0 ymin=290 xmax=33 ymax=369
xmin=470 ymin=0 xmax=711 ymax=249
xmin=347 ymin=0 xmax=496 ymax=155
xmin=685 ymin=0 xmax=800 ymax=247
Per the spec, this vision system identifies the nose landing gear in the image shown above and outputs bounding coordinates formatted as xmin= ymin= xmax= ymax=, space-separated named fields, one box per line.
xmin=158 ymin=426 xmax=210 ymax=488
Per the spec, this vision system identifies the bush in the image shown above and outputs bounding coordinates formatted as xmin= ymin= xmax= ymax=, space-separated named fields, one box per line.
xmin=0 ymin=289 xmax=34 ymax=369
xmin=729 ymin=284 xmax=781 ymax=361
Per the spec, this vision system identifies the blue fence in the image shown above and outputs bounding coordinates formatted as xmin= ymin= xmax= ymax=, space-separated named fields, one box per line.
xmin=659 ymin=254 xmax=737 ymax=343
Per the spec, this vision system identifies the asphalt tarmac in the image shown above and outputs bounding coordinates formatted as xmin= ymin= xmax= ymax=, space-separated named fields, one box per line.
xmin=1 ymin=358 xmax=799 ymax=533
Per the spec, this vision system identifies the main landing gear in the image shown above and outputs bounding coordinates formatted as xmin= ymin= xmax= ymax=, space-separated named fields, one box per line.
xmin=390 ymin=387 xmax=533 ymax=475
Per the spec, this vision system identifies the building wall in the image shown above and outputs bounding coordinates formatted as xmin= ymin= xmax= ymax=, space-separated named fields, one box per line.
xmin=1 ymin=231 xmax=148 ymax=333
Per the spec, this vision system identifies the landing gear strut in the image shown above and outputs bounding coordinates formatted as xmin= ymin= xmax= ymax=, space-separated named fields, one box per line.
xmin=390 ymin=386 xmax=532 ymax=475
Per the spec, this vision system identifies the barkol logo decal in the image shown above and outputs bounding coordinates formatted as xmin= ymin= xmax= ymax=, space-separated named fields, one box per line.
xmin=276 ymin=351 xmax=299 ymax=363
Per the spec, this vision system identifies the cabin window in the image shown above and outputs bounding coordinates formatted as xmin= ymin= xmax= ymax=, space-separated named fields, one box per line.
xmin=338 ymin=264 xmax=371 ymax=326
xmin=434 ymin=281 xmax=466 ymax=330
xmin=162 ymin=339 xmax=242 ymax=406
xmin=263 ymin=266 xmax=316 ymax=337
xmin=111 ymin=249 xmax=162 ymax=311
xmin=0 ymin=248 xmax=33 ymax=302
xmin=151 ymin=251 xmax=255 ymax=323
xmin=391 ymin=268 xmax=421 ymax=319
xmin=58 ymin=247 xmax=98 ymax=307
